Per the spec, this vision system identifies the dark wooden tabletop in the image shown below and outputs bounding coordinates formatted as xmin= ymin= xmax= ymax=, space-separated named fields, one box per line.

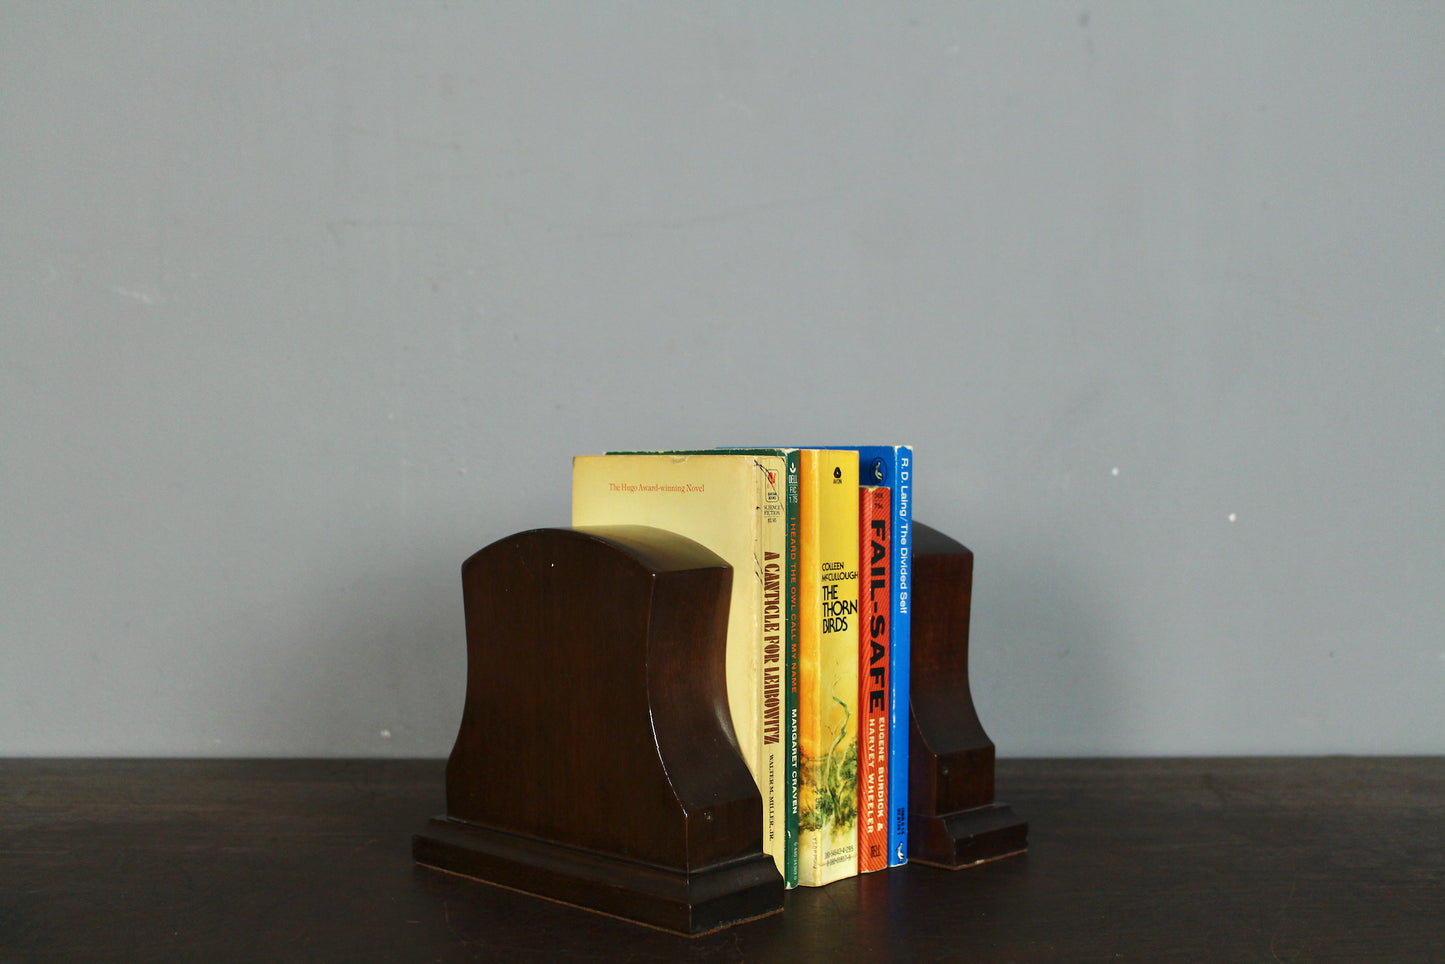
xmin=3 ymin=757 xmax=1440 ymax=962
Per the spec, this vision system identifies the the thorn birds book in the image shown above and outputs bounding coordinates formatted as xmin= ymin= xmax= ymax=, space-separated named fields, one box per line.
xmin=796 ymin=448 xmax=859 ymax=886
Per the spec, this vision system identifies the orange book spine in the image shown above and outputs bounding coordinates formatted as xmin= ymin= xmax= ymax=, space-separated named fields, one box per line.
xmin=857 ymin=485 xmax=891 ymax=873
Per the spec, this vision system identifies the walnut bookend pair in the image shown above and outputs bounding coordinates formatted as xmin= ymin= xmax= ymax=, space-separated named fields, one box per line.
xmin=411 ymin=523 xmax=1025 ymax=936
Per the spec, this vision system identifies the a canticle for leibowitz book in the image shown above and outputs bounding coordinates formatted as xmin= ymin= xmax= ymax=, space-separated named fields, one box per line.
xmin=796 ymin=449 xmax=860 ymax=886
xmin=571 ymin=452 xmax=789 ymax=879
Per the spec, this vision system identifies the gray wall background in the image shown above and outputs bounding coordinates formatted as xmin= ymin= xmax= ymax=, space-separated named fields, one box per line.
xmin=3 ymin=3 xmax=1441 ymax=757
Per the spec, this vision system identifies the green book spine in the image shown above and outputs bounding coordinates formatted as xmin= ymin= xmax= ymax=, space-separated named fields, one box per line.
xmin=781 ymin=449 xmax=800 ymax=888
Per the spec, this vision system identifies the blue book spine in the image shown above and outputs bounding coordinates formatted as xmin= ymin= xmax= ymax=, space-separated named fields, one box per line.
xmin=854 ymin=446 xmax=912 ymax=866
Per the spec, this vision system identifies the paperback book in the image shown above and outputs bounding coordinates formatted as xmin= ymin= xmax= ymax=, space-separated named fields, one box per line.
xmin=857 ymin=484 xmax=891 ymax=873
xmin=572 ymin=451 xmax=791 ymax=880
xmin=796 ymin=448 xmax=860 ymax=886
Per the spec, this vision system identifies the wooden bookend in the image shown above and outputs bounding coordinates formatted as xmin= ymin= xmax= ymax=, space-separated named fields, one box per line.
xmin=908 ymin=522 xmax=1028 ymax=869
xmin=412 ymin=526 xmax=783 ymax=936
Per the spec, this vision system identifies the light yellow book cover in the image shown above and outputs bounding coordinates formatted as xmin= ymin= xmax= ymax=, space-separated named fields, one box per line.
xmin=796 ymin=449 xmax=860 ymax=886
xmin=571 ymin=452 xmax=788 ymax=875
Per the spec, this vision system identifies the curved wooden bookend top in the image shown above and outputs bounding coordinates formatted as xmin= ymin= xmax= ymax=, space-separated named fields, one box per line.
xmin=908 ymin=522 xmax=1028 ymax=869
xmin=413 ymin=526 xmax=783 ymax=935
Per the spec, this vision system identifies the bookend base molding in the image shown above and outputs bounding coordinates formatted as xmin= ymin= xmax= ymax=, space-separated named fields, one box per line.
xmin=412 ymin=526 xmax=783 ymax=936
xmin=908 ymin=522 xmax=1029 ymax=869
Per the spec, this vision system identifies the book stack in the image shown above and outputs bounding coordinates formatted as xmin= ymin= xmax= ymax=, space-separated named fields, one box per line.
xmin=571 ymin=445 xmax=913 ymax=888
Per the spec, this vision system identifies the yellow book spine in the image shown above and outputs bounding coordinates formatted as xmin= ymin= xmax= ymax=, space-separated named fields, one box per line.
xmin=796 ymin=449 xmax=860 ymax=886
xmin=753 ymin=459 xmax=789 ymax=877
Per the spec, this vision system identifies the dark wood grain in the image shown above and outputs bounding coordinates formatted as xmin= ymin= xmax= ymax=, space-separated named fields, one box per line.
xmin=3 ymin=757 xmax=1441 ymax=962
xmin=908 ymin=522 xmax=1028 ymax=867
xmin=414 ymin=526 xmax=782 ymax=934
